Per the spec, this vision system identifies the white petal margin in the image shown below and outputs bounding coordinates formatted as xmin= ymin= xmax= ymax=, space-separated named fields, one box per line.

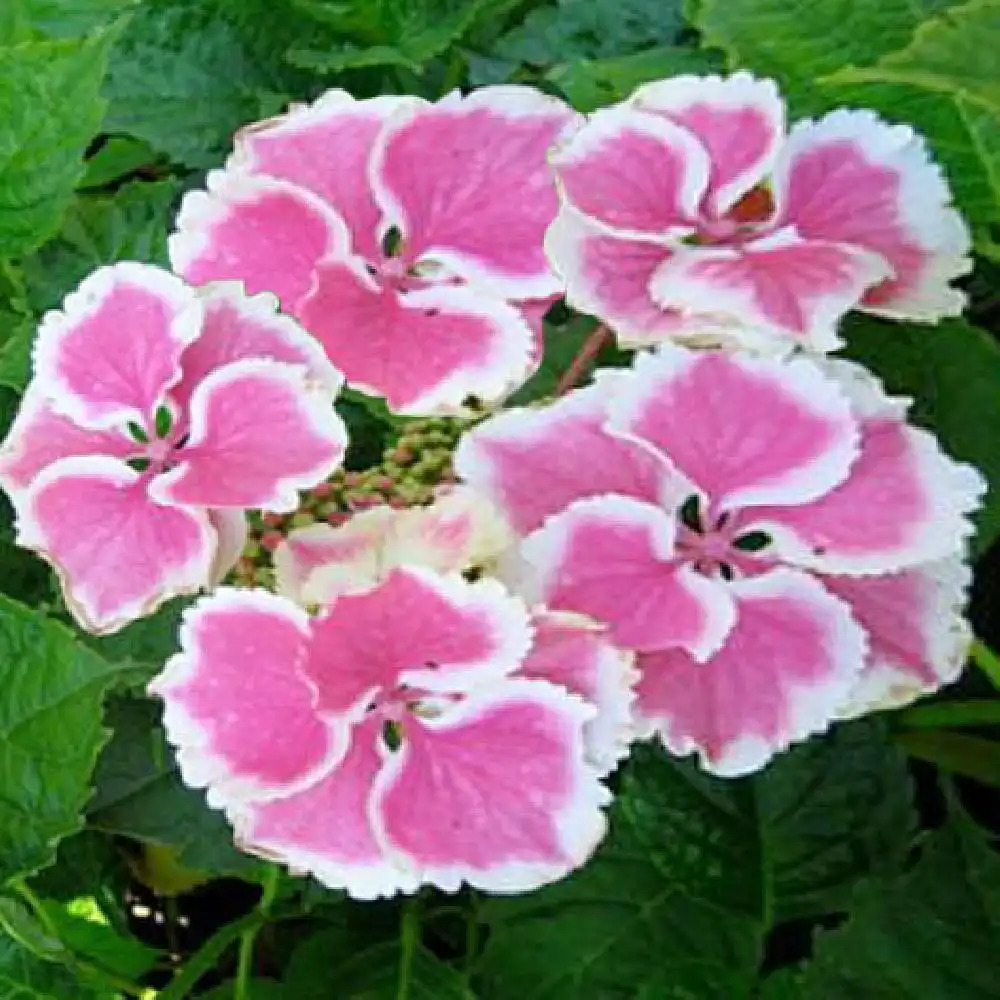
xmin=371 ymin=284 xmax=535 ymax=416
xmin=648 ymin=228 xmax=891 ymax=352
xmin=369 ymin=679 xmax=611 ymax=894
xmin=549 ymin=105 xmax=710 ymax=242
xmin=518 ymin=494 xmax=737 ymax=663
xmin=196 ymin=282 xmax=345 ymax=397
xmin=832 ymin=559 xmax=974 ymax=720
xmin=393 ymin=567 xmax=534 ymax=695
xmin=654 ymin=568 xmax=867 ymax=778
xmin=32 ymin=262 xmax=203 ymax=431
xmin=773 ymin=109 xmax=972 ymax=322
xmin=150 ymin=587 xmax=350 ymax=810
xmin=608 ymin=344 xmax=861 ymax=510
xmin=150 ymin=358 xmax=348 ymax=514
xmin=630 ymin=71 xmax=785 ymax=216
xmin=169 ymin=170 xmax=353 ymax=283
xmin=369 ymin=85 xmax=581 ymax=300
xmin=15 ymin=455 xmax=215 ymax=635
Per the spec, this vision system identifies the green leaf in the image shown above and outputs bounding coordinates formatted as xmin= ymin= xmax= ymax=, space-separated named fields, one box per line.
xmin=824 ymin=0 xmax=1000 ymax=116
xmin=87 ymin=697 xmax=260 ymax=878
xmin=480 ymin=723 xmax=914 ymax=996
xmin=762 ymin=813 xmax=1000 ymax=999
xmin=0 ymin=30 xmax=115 ymax=257
xmin=80 ymin=136 xmax=162 ymax=190
xmin=102 ymin=0 xmax=290 ymax=168
xmin=507 ymin=315 xmax=597 ymax=405
xmin=20 ymin=0 xmax=138 ymax=38
xmin=21 ymin=179 xmax=179 ymax=314
xmin=896 ymin=730 xmax=1000 ymax=785
xmin=841 ymin=315 xmax=1000 ymax=552
xmin=0 ymin=931 xmax=82 ymax=1000
xmin=495 ymin=0 xmax=686 ymax=69
xmin=0 ymin=598 xmax=126 ymax=887
xmin=548 ymin=44 xmax=723 ymax=111
xmin=286 ymin=0 xmax=498 ymax=75
xmin=0 ymin=262 xmax=34 ymax=393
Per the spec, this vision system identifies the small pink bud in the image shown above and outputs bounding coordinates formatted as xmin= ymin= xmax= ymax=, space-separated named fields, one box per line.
xmin=343 ymin=472 xmax=362 ymax=488
xmin=262 ymin=513 xmax=284 ymax=528
xmin=326 ymin=511 xmax=351 ymax=526
xmin=311 ymin=481 xmax=334 ymax=498
xmin=260 ymin=531 xmax=284 ymax=552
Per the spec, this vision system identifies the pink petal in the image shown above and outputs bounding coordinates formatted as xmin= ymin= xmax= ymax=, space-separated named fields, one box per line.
xmin=169 ymin=172 xmax=350 ymax=311
xmin=302 ymin=568 xmax=532 ymax=717
xmin=551 ymin=106 xmax=708 ymax=239
xmin=519 ymin=495 xmax=736 ymax=661
xmin=608 ymin=347 xmax=860 ymax=512
xmin=822 ymin=561 xmax=972 ymax=719
xmin=520 ymin=611 xmax=636 ymax=774
xmin=171 ymin=283 xmax=343 ymax=413
xmin=649 ymin=229 xmax=891 ymax=350
xmin=33 ymin=263 xmax=202 ymax=432
xmin=207 ymin=508 xmax=247 ymax=585
xmin=231 ymin=717 xmax=417 ymax=899
xmin=371 ymin=680 xmax=609 ymax=893
xmin=297 ymin=259 xmax=534 ymax=414
xmin=0 ymin=384 xmax=136 ymax=497
xmin=453 ymin=376 xmax=669 ymax=535
xmin=17 ymin=457 xmax=214 ymax=634
xmin=635 ymin=568 xmax=866 ymax=777
xmin=370 ymin=86 xmax=579 ymax=300
xmin=545 ymin=208 xmax=687 ymax=347
xmin=753 ymin=416 xmax=985 ymax=574
xmin=773 ymin=110 xmax=971 ymax=321
xmin=632 ymin=72 xmax=784 ymax=216
xmin=151 ymin=588 xmax=345 ymax=806
xmin=150 ymin=359 xmax=347 ymax=513
xmin=236 ymin=92 xmax=416 ymax=261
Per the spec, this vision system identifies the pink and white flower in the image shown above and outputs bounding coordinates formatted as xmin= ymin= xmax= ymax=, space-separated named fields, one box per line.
xmin=274 ymin=485 xmax=515 ymax=605
xmin=455 ymin=346 xmax=984 ymax=775
xmin=151 ymin=568 xmax=617 ymax=897
xmin=546 ymin=73 xmax=971 ymax=351
xmin=0 ymin=263 xmax=347 ymax=634
xmin=170 ymin=87 xmax=581 ymax=414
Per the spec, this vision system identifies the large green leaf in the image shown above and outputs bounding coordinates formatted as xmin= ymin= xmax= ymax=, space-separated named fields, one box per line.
xmin=827 ymin=0 xmax=1000 ymax=116
xmin=0 ymin=597 xmax=125 ymax=886
xmin=87 ymin=697 xmax=260 ymax=877
xmin=21 ymin=179 xmax=179 ymax=315
xmin=102 ymin=0 xmax=290 ymax=168
xmin=841 ymin=315 xmax=1000 ymax=552
xmin=479 ymin=723 xmax=914 ymax=997
xmin=763 ymin=812 xmax=1000 ymax=999
xmin=20 ymin=0 xmax=137 ymax=37
xmin=0 ymin=30 xmax=115 ymax=257
xmin=0 ymin=931 xmax=82 ymax=1000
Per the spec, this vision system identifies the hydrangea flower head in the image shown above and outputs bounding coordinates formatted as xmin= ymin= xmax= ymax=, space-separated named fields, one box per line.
xmin=546 ymin=73 xmax=971 ymax=352
xmin=0 ymin=263 xmax=347 ymax=633
xmin=456 ymin=346 xmax=985 ymax=775
xmin=151 ymin=568 xmax=621 ymax=897
xmin=170 ymin=87 xmax=581 ymax=414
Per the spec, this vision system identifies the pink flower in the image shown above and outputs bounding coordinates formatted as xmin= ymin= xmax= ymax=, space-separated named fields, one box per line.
xmin=546 ymin=73 xmax=971 ymax=352
xmin=0 ymin=263 xmax=347 ymax=634
xmin=150 ymin=569 xmax=621 ymax=897
xmin=170 ymin=88 xmax=581 ymax=414
xmin=455 ymin=346 xmax=984 ymax=775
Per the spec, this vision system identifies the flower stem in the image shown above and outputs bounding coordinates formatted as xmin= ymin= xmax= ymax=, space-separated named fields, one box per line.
xmin=234 ymin=865 xmax=280 ymax=1000
xmin=397 ymin=896 xmax=421 ymax=1000
xmin=554 ymin=323 xmax=611 ymax=396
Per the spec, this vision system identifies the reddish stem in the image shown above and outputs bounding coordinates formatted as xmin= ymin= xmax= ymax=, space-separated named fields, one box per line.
xmin=554 ymin=323 xmax=611 ymax=396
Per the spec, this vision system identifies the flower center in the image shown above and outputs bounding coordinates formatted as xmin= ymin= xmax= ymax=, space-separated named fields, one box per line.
xmin=694 ymin=184 xmax=776 ymax=247
xmin=674 ymin=495 xmax=772 ymax=581
xmin=366 ymin=680 xmax=458 ymax=750
xmin=125 ymin=405 xmax=187 ymax=477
